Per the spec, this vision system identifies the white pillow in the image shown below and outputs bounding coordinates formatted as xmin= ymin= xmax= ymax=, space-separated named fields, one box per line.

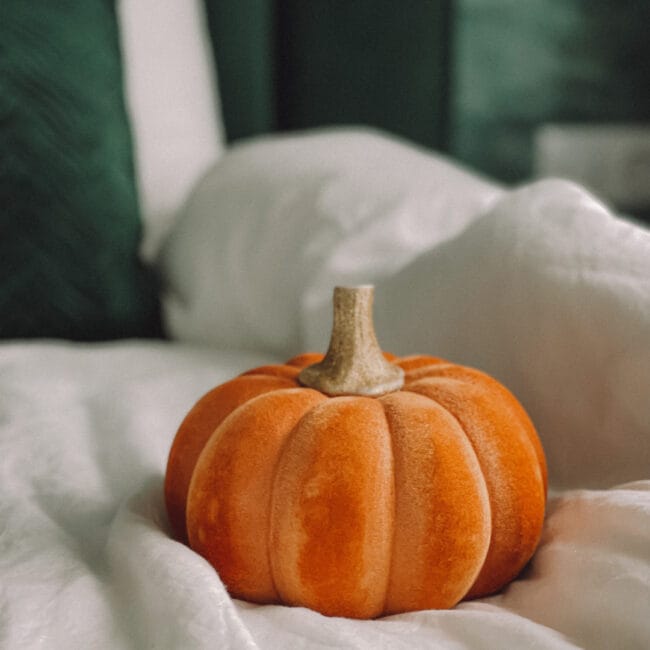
xmin=159 ymin=128 xmax=503 ymax=356
xmin=118 ymin=0 xmax=225 ymax=262
xmin=373 ymin=179 xmax=650 ymax=489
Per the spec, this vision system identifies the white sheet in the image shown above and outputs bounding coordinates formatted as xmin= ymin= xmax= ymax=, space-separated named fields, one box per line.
xmin=2 ymin=131 xmax=649 ymax=648
xmin=1 ymin=341 xmax=648 ymax=649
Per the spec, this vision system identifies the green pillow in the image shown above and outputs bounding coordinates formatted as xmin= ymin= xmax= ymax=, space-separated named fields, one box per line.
xmin=0 ymin=1 xmax=161 ymax=340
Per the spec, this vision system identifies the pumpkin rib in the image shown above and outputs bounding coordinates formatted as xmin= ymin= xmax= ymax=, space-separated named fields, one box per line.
xmin=187 ymin=387 xmax=326 ymax=603
xmin=269 ymin=396 xmax=394 ymax=619
xmin=414 ymin=364 xmax=548 ymax=498
xmin=265 ymin=394 xmax=331 ymax=603
xmin=403 ymin=375 xmax=546 ymax=598
xmin=239 ymin=364 xmax=302 ymax=381
xmin=405 ymin=362 xmax=547 ymax=493
xmin=380 ymin=395 xmax=400 ymax=618
xmin=394 ymin=355 xmax=450 ymax=374
xmin=379 ymin=391 xmax=491 ymax=612
xmin=164 ymin=373 xmax=299 ymax=541
xmin=399 ymin=383 xmax=498 ymax=597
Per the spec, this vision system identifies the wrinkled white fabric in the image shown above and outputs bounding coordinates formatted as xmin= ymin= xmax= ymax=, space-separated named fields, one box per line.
xmin=160 ymin=128 xmax=503 ymax=354
xmin=0 ymin=342 xmax=275 ymax=649
xmin=1 ymin=341 xmax=648 ymax=649
xmin=3 ymin=130 xmax=650 ymax=648
xmin=371 ymin=180 xmax=650 ymax=490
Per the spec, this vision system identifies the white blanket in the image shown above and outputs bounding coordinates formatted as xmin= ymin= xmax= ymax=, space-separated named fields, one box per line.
xmin=2 ymin=130 xmax=649 ymax=648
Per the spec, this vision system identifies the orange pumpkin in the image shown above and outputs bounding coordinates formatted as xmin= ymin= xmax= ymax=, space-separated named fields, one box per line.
xmin=165 ymin=286 xmax=546 ymax=619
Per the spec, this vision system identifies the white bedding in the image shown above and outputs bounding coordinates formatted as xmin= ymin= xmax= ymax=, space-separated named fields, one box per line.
xmin=2 ymin=130 xmax=649 ymax=649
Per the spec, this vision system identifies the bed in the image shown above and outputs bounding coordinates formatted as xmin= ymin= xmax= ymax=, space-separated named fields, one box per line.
xmin=2 ymin=3 xmax=649 ymax=649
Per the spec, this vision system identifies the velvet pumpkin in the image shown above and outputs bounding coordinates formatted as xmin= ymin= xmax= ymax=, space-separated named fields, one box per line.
xmin=164 ymin=286 xmax=547 ymax=619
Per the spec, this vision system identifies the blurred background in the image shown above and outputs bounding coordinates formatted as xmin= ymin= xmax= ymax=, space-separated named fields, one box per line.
xmin=208 ymin=0 xmax=650 ymax=222
xmin=2 ymin=0 xmax=648 ymax=343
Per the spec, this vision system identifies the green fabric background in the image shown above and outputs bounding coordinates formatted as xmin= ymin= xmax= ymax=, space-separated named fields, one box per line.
xmin=206 ymin=0 xmax=453 ymax=150
xmin=204 ymin=0 xmax=278 ymax=140
xmin=450 ymin=0 xmax=650 ymax=182
xmin=0 ymin=1 xmax=161 ymax=340
xmin=206 ymin=0 xmax=650 ymax=190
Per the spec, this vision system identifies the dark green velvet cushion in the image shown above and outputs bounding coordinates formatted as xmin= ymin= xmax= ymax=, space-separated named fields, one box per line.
xmin=0 ymin=1 xmax=161 ymax=340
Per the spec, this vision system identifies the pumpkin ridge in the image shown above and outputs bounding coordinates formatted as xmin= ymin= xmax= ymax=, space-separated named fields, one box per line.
xmin=405 ymin=362 xmax=547 ymax=494
xmin=270 ymin=396 xmax=394 ymax=617
xmin=400 ymin=381 xmax=500 ymax=597
xmin=400 ymin=386 xmax=482 ymax=466
xmin=239 ymin=364 xmax=302 ymax=381
xmin=402 ymin=364 xmax=457 ymax=383
xmin=266 ymin=393 xmax=325 ymax=603
xmin=164 ymin=373 xmax=299 ymax=541
xmin=395 ymin=355 xmax=450 ymax=373
xmin=404 ymin=376 xmax=546 ymax=598
xmin=379 ymin=390 xmax=491 ymax=611
xmin=396 ymin=388 xmax=493 ymax=601
xmin=187 ymin=387 xmax=326 ymax=603
xmin=378 ymin=398 xmax=398 ymax=616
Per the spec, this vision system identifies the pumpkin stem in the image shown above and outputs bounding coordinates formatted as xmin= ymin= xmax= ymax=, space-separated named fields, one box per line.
xmin=298 ymin=286 xmax=404 ymax=397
